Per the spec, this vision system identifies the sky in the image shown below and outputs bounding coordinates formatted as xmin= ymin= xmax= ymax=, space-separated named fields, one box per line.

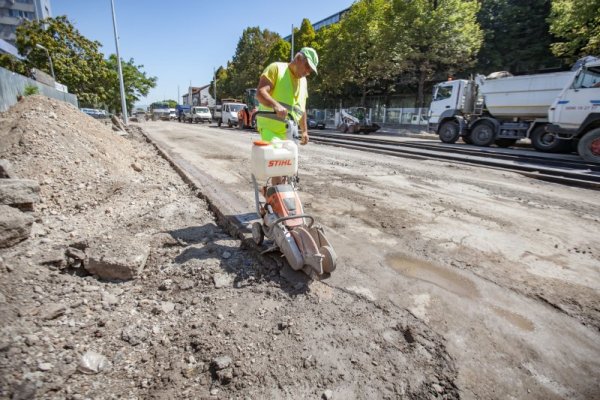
xmin=52 ymin=0 xmax=353 ymax=107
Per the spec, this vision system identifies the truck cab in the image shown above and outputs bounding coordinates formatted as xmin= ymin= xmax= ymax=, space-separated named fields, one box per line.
xmin=548 ymin=58 xmax=600 ymax=162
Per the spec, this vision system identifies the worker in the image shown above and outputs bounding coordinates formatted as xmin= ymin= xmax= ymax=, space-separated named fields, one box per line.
xmin=256 ymin=47 xmax=318 ymax=146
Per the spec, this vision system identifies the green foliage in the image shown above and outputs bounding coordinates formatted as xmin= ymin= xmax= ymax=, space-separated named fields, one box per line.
xmin=476 ymin=0 xmax=560 ymax=74
xmin=0 ymin=54 xmax=30 ymax=76
xmin=294 ymin=19 xmax=317 ymax=51
xmin=15 ymin=16 xmax=112 ymax=107
xmin=227 ymin=27 xmax=280 ymax=97
xmin=150 ymin=101 xmax=172 ymax=110
xmin=264 ymin=38 xmax=291 ymax=66
xmin=549 ymin=0 xmax=600 ymax=62
xmin=385 ymin=0 xmax=483 ymax=106
xmin=105 ymin=54 xmax=157 ymax=113
xmin=23 ymin=85 xmax=39 ymax=96
xmin=318 ymin=0 xmax=392 ymax=105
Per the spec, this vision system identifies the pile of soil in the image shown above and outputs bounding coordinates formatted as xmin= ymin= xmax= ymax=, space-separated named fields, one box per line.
xmin=0 ymin=96 xmax=458 ymax=399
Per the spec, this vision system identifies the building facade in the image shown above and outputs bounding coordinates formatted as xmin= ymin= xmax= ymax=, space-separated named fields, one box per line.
xmin=182 ymin=84 xmax=215 ymax=107
xmin=284 ymin=7 xmax=350 ymax=42
xmin=0 ymin=0 xmax=51 ymax=49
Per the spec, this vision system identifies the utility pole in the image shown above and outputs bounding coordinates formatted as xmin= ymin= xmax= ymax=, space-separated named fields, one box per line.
xmin=110 ymin=0 xmax=128 ymax=125
xmin=290 ymin=24 xmax=294 ymax=61
xmin=35 ymin=44 xmax=55 ymax=81
xmin=213 ymin=67 xmax=217 ymax=104
xmin=177 ymin=85 xmax=180 ymax=104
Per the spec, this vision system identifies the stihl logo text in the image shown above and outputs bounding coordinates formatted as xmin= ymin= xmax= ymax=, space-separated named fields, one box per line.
xmin=268 ymin=160 xmax=292 ymax=167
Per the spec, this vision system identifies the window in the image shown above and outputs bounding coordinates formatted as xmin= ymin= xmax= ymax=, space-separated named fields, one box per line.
xmin=433 ymin=85 xmax=453 ymax=101
xmin=573 ymin=65 xmax=600 ymax=89
xmin=8 ymin=9 xmax=34 ymax=18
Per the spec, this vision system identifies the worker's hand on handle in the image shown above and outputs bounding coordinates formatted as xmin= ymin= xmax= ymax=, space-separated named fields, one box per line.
xmin=300 ymin=131 xmax=309 ymax=145
xmin=273 ymin=103 xmax=287 ymax=119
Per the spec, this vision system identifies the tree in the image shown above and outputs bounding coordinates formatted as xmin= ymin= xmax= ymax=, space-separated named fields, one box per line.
xmin=105 ymin=54 xmax=156 ymax=113
xmin=386 ymin=0 xmax=483 ymax=106
xmin=319 ymin=0 xmax=393 ymax=106
xmin=14 ymin=16 xmax=113 ymax=107
xmin=264 ymin=38 xmax=291 ymax=67
xmin=294 ymin=18 xmax=317 ymax=52
xmin=475 ymin=0 xmax=560 ymax=74
xmin=0 ymin=54 xmax=29 ymax=76
xmin=227 ymin=27 xmax=281 ymax=96
xmin=549 ymin=0 xmax=600 ymax=62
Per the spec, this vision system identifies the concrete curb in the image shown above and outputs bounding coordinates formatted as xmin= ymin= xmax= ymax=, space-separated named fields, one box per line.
xmin=138 ymin=128 xmax=253 ymax=244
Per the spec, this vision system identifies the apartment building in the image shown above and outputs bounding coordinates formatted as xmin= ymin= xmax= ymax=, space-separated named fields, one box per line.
xmin=0 ymin=0 xmax=51 ymax=54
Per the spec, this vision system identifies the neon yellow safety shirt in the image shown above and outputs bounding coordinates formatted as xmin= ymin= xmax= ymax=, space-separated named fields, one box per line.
xmin=257 ymin=62 xmax=308 ymax=142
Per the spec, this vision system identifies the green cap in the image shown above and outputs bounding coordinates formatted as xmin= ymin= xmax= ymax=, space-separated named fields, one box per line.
xmin=299 ymin=47 xmax=318 ymax=74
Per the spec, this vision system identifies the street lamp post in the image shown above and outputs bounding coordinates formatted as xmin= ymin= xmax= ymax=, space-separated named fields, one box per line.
xmin=110 ymin=0 xmax=128 ymax=125
xmin=35 ymin=44 xmax=55 ymax=81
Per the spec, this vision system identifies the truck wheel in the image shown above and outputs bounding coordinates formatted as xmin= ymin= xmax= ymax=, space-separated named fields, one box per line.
xmin=530 ymin=125 xmax=570 ymax=153
xmin=577 ymin=128 xmax=600 ymax=163
xmin=337 ymin=123 xmax=348 ymax=133
xmin=462 ymin=134 xmax=474 ymax=144
xmin=228 ymin=120 xmax=233 ymax=128
xmin=438 ymin=121 xmax=459 ymax=143
xmin=495 ymin=139 xmax=517 ymax=148
xmin=239 ymin=119 xmax=245 ymax=130
xmin=218 ymin=119 xmax=222 ymax=127
xmin=470 ymin=122 xmax=496 ymax=146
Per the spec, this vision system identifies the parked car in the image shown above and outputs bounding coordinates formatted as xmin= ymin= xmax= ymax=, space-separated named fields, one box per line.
xmin=307 ymin=115 xmax=325 ymax=129
xmin=80 ymin=108 xmax=108 ymax=119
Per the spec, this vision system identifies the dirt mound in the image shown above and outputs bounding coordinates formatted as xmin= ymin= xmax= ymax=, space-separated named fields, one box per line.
xmin=0 ymin=96 xmax=458 ymax=399
xmin=0 ymin=95 xmax=149 ymax=217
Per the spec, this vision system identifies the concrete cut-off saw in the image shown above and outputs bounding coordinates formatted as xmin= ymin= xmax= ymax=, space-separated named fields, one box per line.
xmin=250 ymin=111 xmax=337 ymax=277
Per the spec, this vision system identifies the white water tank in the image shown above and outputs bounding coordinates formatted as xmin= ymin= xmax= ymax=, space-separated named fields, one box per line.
xmin=251 ymin=139 xmax=298 ymax=180
xmin=479 ymin=71 xmax=575 ymax=118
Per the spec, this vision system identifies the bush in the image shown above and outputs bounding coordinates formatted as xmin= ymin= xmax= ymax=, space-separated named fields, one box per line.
xmin=23 ymin=85 xmax=39 ymax=96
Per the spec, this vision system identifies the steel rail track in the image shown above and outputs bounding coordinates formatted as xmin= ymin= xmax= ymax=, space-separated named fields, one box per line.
xmin=308 ymin=133 xmax=600 ymax=190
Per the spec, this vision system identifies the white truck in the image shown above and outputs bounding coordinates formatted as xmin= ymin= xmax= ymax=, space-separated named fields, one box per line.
xmin=184 ymin=106 xmax=212 ymax=123
xmin=428 ymin=56 xmax=600 ymax=162
xmin=213 ymin=101 xmax=246 ymax=127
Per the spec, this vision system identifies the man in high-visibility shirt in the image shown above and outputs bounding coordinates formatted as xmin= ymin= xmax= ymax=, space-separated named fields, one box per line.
xmin=256 ymin=47 xmax=318 ymax=146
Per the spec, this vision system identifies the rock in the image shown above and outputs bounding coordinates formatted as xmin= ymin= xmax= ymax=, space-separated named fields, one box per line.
xmin=213 ymin=273 xmax=233 ymax=289
xmin=66 ymin=247 xmax=86 ymax=261
xmin=101 ymin=292 xmax=119 ymax=305
xmin=216 ymin=367 xmax=233 ymax=384
xmin=0 ymin=159 xmax=14 ymax=178
xmin=432 ymin=383 xmax=444 ymax=394
xmin=40 ymin=303 xmax=66 ymax=320
xmin=161 ymin=301 xmax=175 ymax=314
xmin=131 ymin=162 xmax=142 ymax=172
xmin=0 ymin=205 xmax=34 ymax=248
xmin=121 ymin=325 xmax=148 ymax=346
xmin=77 ymin=350 xmax=111 ymax=374
xmin=322 ymin=389 xmax=333 ymax=400
xmin=85 ymin=235 xmax=150 ymax=280
xmin=0 ymin=179 xmax=40 ymax=210
xmin=222 ymin=251 xmax=232 ymax=259
xmin=10 ymin=379 xmax=37 ymax=400
xmin=212 ymin=356 xmax=232 ymax=370
xmin=159 ymin=279 xmax=173 ymax=291
xmin=38 ymin=362 xmax=53 ymax=371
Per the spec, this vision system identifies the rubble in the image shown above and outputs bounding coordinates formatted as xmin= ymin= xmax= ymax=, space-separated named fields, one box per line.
xmin=0 ymin=96 xmax=458 ymax=399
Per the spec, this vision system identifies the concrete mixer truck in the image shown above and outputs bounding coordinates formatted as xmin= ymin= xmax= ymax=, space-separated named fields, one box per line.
xmin=428 ymin=56 xmax=600 ymax=163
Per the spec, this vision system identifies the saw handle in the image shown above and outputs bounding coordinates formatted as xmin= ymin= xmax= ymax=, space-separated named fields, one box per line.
xmin=266 ymin=214 xmax=314 ymax=231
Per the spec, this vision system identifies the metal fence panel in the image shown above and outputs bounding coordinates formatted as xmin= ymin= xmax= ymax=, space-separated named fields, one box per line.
xmin=0 ymin=67 xmax=78 ymax=112
xmin=310 ymin=105 xmax=430 ymax=130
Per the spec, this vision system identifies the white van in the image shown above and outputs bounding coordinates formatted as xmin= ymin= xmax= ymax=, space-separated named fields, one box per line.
xmin=185 ymin=106 xmax=212 ymax=123
xmin=219 ymin=102 xmax=246 ymax=127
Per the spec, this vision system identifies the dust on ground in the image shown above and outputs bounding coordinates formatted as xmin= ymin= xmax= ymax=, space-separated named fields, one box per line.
xmin=0 ymin=96 xmax=457 ymax=399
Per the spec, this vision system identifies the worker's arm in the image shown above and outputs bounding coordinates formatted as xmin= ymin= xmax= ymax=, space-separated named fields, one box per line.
xmin=300 ymin=111 xmax=309 ymax=145
xmin=257 ymin=76 xmax=287 ymax=119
